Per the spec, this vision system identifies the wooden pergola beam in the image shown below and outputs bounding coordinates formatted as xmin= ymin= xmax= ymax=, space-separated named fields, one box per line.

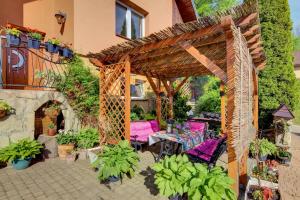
xmin=256 ymin=61 xmax=267 ymax=70
xmin=146 ymin=75 xmax=159 ymax=95
xmin=242 ymin=25 xmax=259 ymax=37
xmin=238 ymin=13 xmax=258 ymax=27
xmin=247 ymin=34 xmax=260 ymax=44
xmin=249 ymin=41 xmax=262 ymax=50
xmin=180 ymin=42 xmax=227 ymax=83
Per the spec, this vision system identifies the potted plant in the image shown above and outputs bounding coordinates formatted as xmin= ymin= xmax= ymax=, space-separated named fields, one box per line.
xmin=76 ymin=128 xmax=99 ymax=160
xmin=152 ymin=154 xmax=194 ymax=200
xmin=250 ymin=138 xmax=277 ymax=161
xmin=27 ymin=32 xmax=43 ymax=49
xmin=5 ymin=28 xmax=21 ymax=46
xmin=0 ymin=138 xmax=43 ymax=170
xmin=251 ymin=165 xmax=279 ymax=184
xmin=45 ymin=38 xmax=60 ymax=53
xmin=92 ymin=140 xmax=139 ymax=183
xmin=48 ymin=123 xmax=56 ymax=136
xmin=58 ymin=44 xmax=74 ymax=58
xmin=277 ymin=147 xmax=292 ymax=165
xmin=56 ymin=130 xmax=77 ymax=159
xmin=0 ymin=100 xmax=13 ymax=118
xmin=186 ymin=165 xmax=236 ymax=200
xmin=43 ymin=102 xmax=61 ymax=119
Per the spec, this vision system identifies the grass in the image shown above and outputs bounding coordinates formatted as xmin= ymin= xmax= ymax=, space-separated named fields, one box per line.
xmin=293 ymin=103 xmax=300 ymax=125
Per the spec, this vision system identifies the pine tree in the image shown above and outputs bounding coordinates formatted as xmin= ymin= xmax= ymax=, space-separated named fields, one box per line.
xmin=258 ymin=0 xmax=300 ymax=127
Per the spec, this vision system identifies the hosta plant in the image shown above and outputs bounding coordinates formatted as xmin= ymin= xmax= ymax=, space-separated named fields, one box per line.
xmin=249 ymin=138 xmax=277 ymax=157
xmin=92 ymin=140 xmax=139 ymax=181
xmin=152 ymin=154 xmax=195 ymax=198
xmin=56 ymin=130 xmax=77 ymax=145
xmin=187 ymin=165 xmax=236 ymax=200
xmin=0 ymin=138 xmax=43 ymax=163
xmin=76 ymin=127 xmax=99 ymax=149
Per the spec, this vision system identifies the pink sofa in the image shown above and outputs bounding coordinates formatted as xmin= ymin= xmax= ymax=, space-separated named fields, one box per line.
xmin=130 ymin=120 xmax=160 ymax=143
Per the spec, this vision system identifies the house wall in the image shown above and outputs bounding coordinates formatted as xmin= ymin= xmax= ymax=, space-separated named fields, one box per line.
xmin=0 ymin=0 xmax=36 ymax=28
xmin=23 ymin=0 xmax=74 ymax=46
xmin=0 ymin=90 xmax=80 ymax=148
xmin=295 ymin=65 xmax=300 ymax=79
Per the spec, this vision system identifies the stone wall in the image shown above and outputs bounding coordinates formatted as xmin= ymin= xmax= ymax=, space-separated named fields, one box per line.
xmin=0 ymin=89 xmax=80 ymax=147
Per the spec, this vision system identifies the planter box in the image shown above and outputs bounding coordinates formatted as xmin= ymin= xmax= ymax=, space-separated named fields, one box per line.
xmin=7 ymin=34 xmax=21 ymax=46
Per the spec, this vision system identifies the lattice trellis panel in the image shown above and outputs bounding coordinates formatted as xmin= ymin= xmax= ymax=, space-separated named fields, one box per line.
xmin=175 ymin=78 xmax=192 ymax=99
xmin=99 ymin=62 xmax=130 ymax=144
xmin=230 ymin=26 xmax=256 ymax=161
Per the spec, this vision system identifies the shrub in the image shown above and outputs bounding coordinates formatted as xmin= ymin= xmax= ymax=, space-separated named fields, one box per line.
xmin=173 ymin=92 xmax=192 ymax=123
xmin=131 ymin=105 xmax=144 ymax=119
xmin=92 ymin=140 xmax=139 ymax=181
xmin=54 ymin=56 xmax=99 ymax=123
xmin=0 ymin=100 xmax=13 ymax=113
xmin=0 ymin=139 xmax=43 ymax=163
xmin=130 ymin=112 xmax=139 ymax=121
xmin=76 ymin=128 xmax=99 ymax=149
xmin=56 ymin=130 xmax=77 ymax=145
xmin=249 ymin=138 xmax=277 ymax=157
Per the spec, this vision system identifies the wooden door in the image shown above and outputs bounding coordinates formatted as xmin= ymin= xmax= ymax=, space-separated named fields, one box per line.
xmin=4 ymin=47 xmax=28 ymax=89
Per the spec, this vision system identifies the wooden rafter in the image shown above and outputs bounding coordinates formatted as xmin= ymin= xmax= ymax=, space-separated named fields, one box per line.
xmin=242 ymin=24 xmax=259 ymax=37
xmin=237 ymin=13 xmax=258 ymax=27
xmin=181 ymin=42 xmax=227 ymax=82
xmin=146 ymin=75 xmax=159 ymax=95
xmin=247 ymin=34 xmax=260 ymax=44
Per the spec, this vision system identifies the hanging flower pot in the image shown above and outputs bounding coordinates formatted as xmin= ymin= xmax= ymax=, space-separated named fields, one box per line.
xmin=45 ymin=38 xmax=60 ymax=53
xmin=0 ymin=100 xmax=13 ymax=119
xmin=58 ymin=45 xmax=74 ymax=58
xmin=5 ymin=28 xmax=21 ymax=46
xmin=27 ymin=32 xmax=43 ymax=49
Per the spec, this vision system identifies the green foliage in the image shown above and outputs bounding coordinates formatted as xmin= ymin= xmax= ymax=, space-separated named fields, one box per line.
xmin=5 ymin=28 xmax=21 ymax=37
xmin=0 ymin=100 xmax=13 ymax=112
xmin=152 ymin=155 xmax=194 ymax=197
xmin=143 ymin=113 xmax=156 ymax=120
xmin=249 ymin=138 xmax=277 ymax=157
xmin=187 ymin=165 xmax=236 ymax=200
xmin=130 ymin=112 xmax=140 ymax=121
xmin=174 ymin=92 xmax=192 ymax=123
xmin=130 ymin=105 xmax=156 ymax=121
xmin=92 ymin=140 xmax=139 ymax=181
xmin=194 ymin=0 xmax=239 ymax=16
xmin=252 ymin=190 xmax=263 ymax=200
xmin=28 ymin=32 xmax=43 ymax=40
xmin=56 ymin=130 xmax=77 ymax=145
xmin=47 ymin=38 xmax=60 ymax=45
xmin=0 ymin=139 xmax=43 ymax=163
xmin=277 ymin=147 xmax=292 ymax=159
xmin=54 ymin=56 xmax=99 ymax=121
xmin=252 ymin=165 xmax=278 ymax=183
xmin=195 ymin=76 xmax=221 ymax=114
xmin=48 ymin=123 xmax=55 ymax=129
xmin=152 ymin=155 xmax=236 ymax=199
xmin=258 ymin=0 xmax=300 ymax=127
xmin=76 ymin=128 xmax=99 ymax=149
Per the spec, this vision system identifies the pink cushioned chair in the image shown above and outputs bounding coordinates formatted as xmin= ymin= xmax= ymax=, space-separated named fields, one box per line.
xmin=186 ymin=121 xmax=207 ymax=134
xmin=130 ymin=120 xmax=160 ymax=151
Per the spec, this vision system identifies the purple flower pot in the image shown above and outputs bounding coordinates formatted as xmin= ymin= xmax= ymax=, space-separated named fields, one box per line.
xmin=46 ymin=42 xmax=59 ymax=53
xmin=27 ymin=38 xmax=41 ymax=49
xmin=7 ymin=34 xmax=21 ymax=46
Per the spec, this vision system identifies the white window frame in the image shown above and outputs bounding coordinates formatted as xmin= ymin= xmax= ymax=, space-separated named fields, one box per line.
xmin=116 ymin=1 xmax=145 ymax=39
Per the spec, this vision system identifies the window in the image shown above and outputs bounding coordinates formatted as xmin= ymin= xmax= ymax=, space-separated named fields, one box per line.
xmin=131 ymin=79 xmax=144 ymax=98
xmin=116 ymin=2 xmax=144 ymax=39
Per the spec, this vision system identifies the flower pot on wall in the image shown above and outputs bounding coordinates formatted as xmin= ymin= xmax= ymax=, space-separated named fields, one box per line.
xmin=27 ymin=38 xmax=41 ymax=49
xmin=58 ymin=144 xmax=75 ymax=159
xmin=0 ymin=110 xmax=6 ymax=118
xmin=48 ymin=128 xmax=56 ymax=136
xmin=7 ymin=34 xmax=21 ymax=46
xmin=45 ymin=42 xmax=59 ymax=53
xmin=12 ymin=158 xmax=32 ymax=170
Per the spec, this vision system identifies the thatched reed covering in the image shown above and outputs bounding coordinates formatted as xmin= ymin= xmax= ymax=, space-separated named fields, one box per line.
xmin=88 ymin=0 xmax=265 ymax=80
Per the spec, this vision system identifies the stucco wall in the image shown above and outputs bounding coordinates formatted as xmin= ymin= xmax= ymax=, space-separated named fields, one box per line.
xmin=0 ymin=90 xmax=80 ymax=148
xmin=295 ymin=66 xmax=300 ymax=79
xmin=23 ymin=0 xmax=74 ymax=46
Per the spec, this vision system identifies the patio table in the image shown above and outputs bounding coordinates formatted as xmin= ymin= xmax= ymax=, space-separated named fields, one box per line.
xmin=149 ymin=130 xmax=204 ymax=162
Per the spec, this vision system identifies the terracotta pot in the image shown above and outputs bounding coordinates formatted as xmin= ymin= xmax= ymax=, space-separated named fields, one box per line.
xmin=58 ymin=144 xmax=75 ymax=159
xmin=0 ymin=110 xmax=6 ymax=118
xmin=48 ymin=128 xmax=56 ymax=136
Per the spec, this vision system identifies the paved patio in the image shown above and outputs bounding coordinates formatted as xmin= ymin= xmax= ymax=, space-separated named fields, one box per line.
xmin=0 ymin=151 xmax=166 ymax=200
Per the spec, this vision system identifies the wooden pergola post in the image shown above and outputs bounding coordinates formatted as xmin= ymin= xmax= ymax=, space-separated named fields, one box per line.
xmin=222 ymin=16 xmax=239 ymax=195
xmin=220 ymin=82 xmax=226 ymax=134
xmin=146 ymin=75 xmax=162 ymax=125
xmin=124 ymin=57 xmax=131 ymax=141
xmin=162 ymin=79 xmax=174 ymax=119
xmin=252 ymin=69 xmax=259 ymax=130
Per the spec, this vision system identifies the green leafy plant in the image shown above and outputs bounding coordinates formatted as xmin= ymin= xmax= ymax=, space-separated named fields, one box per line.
xmin=76 ymin=128 xmax=99 ymax=149
xmin=249 ymin=138 xmax=277 ymax=157
xmin=54 ymin=56 xmax=99 ymax=124
xmin=47 ymin=38 xmax=60 ymax=45
xmin=130 ymin=112 xmax=139 ymax=121
xmin=92 ymin=140 xmax=139 ymax=181
xmin=152 ymin=155 xmax=195 ymax=198
xmin=56 ymin=130 xmax=77 ymax=145
xmin=252 ymin=189 xmax=263 ymax=200
xmin=143 ymin=113 xmax=156 ymax=120
xmin=131 ymin=105 xmax=144 ymax=119
xmin=277 ymin=147 xmax=292 ymax=159
xmin=5 ymin=28 xmax=21 ymax=37
xmin=252 ymin=166 xmax=278 ymax=183
xmin=0 ymin=100 xmax=13 ymax=112
xmin=0 ymin=138 xmax=43 ymax=163
xmin=48 ymin=123 xmax=55 ymax=129
xmin=187 ymin=165 xmax=236 ymax=200
xmin=28 ymin=32 xmax=42 ymax=40
xmin=174 ymin=92 xmax=192 ymax=123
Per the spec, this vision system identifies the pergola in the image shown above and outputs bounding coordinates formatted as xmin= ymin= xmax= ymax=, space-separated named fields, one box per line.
xmin=88 ymin=0 xmax=266 ymax=194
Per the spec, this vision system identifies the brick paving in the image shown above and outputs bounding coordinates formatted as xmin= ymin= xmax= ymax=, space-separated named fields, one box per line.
xmin=0 ymin=151 xmax=166 ymax=200
xmin=278 ymin=126 xmax=300 ymax=200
